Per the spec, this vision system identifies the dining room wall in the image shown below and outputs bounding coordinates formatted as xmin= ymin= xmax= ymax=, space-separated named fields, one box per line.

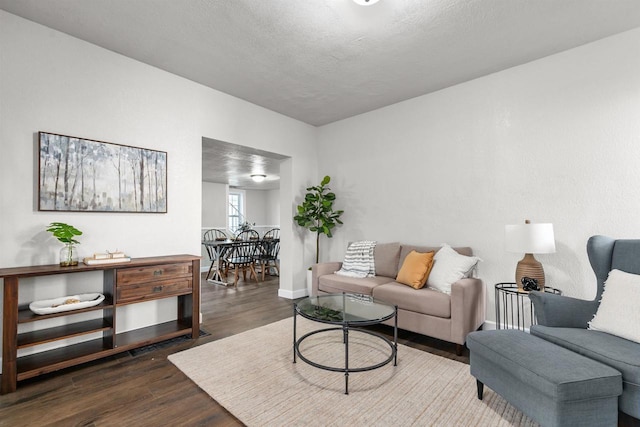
xmin=201 ymin=185 xmax=280 ymax=231
xmin=245 ymin=189 xmax=280 ymax=229
xmin=201 ymin=181 xmax=228 ymax=267
xmin=202 ymin=182 xmax=228 ymax=229
xmin=265 ymin=189 xmax=281 ymax=226
xmin=245 ymin=189 xmax=269 ymax=227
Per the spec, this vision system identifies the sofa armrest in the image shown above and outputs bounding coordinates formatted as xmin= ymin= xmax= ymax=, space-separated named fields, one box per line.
xmin=529 ymin=291 xmax=597 ymax=328
xmin=311 ymin=262 xmax=342 ymax=296
xmin=450 ymin=278 xmax=486 ymax=345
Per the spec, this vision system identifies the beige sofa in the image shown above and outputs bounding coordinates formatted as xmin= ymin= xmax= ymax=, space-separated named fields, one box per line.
xmin=312 ymin=242 xmax=485 ymax=355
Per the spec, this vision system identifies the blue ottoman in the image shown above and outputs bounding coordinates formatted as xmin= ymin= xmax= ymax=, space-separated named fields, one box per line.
xmin=467 ymin=330 xmax=622 ymax=427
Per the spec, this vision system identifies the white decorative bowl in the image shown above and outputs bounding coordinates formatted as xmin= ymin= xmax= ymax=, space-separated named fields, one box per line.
xmin=29 ymin=293 xmax=105 ymax=315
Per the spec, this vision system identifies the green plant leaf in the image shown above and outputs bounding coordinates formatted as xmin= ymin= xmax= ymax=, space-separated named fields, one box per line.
xmin=46 ymin=222 xmax=82 ymax=245
xmin=293 ymin=175 xmax=344 ymax=261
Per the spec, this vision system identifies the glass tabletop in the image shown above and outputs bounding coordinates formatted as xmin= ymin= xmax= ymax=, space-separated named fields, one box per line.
xmin=295 ymin=293 xmax=396 ymax=325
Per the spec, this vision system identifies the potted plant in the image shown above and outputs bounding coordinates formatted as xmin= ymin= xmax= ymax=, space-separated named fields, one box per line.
xmin=47 ymin=222 xmax=82 ymax=266
xmin=294 ymin=174 xmax=344 ymax=264
xmin=237 ymin=221 xmax=255 ymax=233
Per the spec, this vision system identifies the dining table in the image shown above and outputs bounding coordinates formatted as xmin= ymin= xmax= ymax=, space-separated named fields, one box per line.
xmin=201 ymin=239 xmax=234 ymax=285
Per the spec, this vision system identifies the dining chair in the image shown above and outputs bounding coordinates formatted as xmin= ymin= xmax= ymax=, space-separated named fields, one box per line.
xmin=203 ymin=229 xmax=231 ymax=280
xmin=202 ymin=229 xmax=217 ymax=280
xmin=204 ymin=228 xmax=229 ymax=241
xmin=223 ymin=240 xmax=260 ymax=287
xmin=262 ymin=228 xmax=280 ymax=241
xmin=253 ymin=228 xmax=280 ymax=280
xmin=235 ymin=229 xmax=260 ymax=241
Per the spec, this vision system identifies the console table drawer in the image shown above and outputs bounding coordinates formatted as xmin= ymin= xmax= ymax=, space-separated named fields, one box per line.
xmin=116 ymin=278 xmax=192 ymax=304
xmin=116 ymin=262 xmax=192 ymax=285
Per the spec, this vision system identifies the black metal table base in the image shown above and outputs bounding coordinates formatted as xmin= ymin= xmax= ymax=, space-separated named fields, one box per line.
xmin=494 ymin=283 xmax=561 ymax=330
xmin=292 ymin=305 xmax=398 ymax=395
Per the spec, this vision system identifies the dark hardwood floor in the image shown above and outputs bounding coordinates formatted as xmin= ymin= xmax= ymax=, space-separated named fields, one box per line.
xmin=1 ymin=273 xmax=638 ymax=426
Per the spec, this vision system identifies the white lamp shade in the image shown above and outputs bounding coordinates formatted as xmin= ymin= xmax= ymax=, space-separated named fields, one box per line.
xmin=505 ymin=223 xmax=556 ymax=254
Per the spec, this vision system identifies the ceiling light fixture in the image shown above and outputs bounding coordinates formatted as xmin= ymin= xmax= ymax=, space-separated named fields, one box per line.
xmin=353 ymin=0 xmax=380 ymax=5
xmin=251 ymin=174 xmax=266 ymax=183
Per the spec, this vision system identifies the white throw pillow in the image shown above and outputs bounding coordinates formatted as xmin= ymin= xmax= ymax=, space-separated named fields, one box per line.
xmin=588 ymin=269 xmax=640 ymax=344
xmin=426 ymin=244 xmax=481 ymax=294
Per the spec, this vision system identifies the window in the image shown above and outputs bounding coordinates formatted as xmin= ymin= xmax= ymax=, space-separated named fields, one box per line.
xmin=228 ymin=190 xmax=245 ymax=232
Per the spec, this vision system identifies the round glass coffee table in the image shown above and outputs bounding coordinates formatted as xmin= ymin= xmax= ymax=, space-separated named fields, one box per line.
xmin=293 ymin=292 xmax=398 ymax=394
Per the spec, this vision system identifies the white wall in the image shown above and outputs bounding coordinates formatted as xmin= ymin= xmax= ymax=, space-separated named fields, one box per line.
xmin=201 ymin=181 xmax=228 ymax=265
xmin=266 ymin=189 xmax=281 ymax=225
xmin=245 ymin=189 xmax=269 ymax=226
xmin=0 ymin=11 xmax=317 ymax=364
xmin=203 ymin=186 xmax=280 ymax=231
xmin=202 ymin=182 xmax=228 ymax=229
xmin=243 ymin=189 xmax=280 ymax=226
xmin=318 ymin=28 xmax=640 ymax=322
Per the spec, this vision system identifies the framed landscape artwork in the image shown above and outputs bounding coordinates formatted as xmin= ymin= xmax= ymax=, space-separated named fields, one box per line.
xmin=38 ymin=132 xmax=167 ymax=213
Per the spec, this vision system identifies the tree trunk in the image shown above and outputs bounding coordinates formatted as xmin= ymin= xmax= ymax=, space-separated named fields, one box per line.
xmin=63 ymin=138 xmax=70 ymax=208
xmin=139 ymin=155 xmax=145 ymax=211
xmin=315 ymin=232 xmax=320 ymax=264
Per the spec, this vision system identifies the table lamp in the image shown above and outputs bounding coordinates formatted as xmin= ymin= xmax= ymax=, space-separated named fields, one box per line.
xmin=505 ymin=220 xmax=556 ymax=292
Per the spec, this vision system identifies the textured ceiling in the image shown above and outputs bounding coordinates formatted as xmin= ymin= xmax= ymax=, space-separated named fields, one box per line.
xmin=202 ymin=138 xmax=287 ymax=190
xmin=3 ymin=0 xmax=640 ymax=188
xmin=2 ymin=0 xmax=640 ymax=127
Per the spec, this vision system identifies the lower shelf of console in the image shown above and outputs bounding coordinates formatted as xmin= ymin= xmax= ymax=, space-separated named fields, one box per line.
xmin=17 ymin=320 xmax=193 ymax=381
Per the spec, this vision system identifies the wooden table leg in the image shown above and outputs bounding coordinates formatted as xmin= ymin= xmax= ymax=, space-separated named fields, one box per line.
xmin=2 ymin=277 xmax=18 ymax=394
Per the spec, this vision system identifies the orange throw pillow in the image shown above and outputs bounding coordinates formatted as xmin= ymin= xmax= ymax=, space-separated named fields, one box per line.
xmin=395 ymin=250 xmax=435 ymax=289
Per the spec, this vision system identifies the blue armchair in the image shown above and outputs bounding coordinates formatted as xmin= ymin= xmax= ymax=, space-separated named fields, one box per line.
xmin=529 ymin=235 xmax=640 ymax=419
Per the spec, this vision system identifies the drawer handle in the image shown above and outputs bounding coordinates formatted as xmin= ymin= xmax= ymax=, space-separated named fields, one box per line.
xmin=153 ymin=286 xmax=163 ymax=293
xmin=153 ymin=270 xmax=163 ymax=276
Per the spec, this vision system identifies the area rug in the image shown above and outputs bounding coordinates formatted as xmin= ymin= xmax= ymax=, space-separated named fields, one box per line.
xmin=169 ymin=317 xmax=537 ymax=426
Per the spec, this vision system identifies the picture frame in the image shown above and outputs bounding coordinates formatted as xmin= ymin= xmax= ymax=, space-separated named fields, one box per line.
xmin=38 ymin=131 xmax=167 ymax=213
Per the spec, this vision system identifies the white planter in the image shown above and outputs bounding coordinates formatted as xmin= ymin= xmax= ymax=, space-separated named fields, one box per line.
xmin=306 ymin=269 xmax=313 ymax=296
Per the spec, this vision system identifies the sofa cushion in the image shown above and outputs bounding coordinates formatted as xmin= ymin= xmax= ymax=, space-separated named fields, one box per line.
xmin=588 ymin=269 xmax=640 ymax=344
xmin=531 ymin=325 xmax=640 ymax=385
xmin=396 ymin=250 xmax=435 ymax=289
xmin=373 ymin=281 xmax=451 ymax=318
xmin=399 ymin=244 xmax=472 ymax=265
xmin=374 ymin=242 xmax=401 ymax=277
xmin=399 ymin=245 xmax=440 ymax=266
xmin=427 ymin=244 xmax=480 ymax=294
xmin=318 ymin=274 xmax=393 ymax=296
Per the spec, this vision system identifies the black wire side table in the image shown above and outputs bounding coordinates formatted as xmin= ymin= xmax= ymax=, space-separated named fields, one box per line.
xmin=494 ymin=283 xmax=561 ymax=331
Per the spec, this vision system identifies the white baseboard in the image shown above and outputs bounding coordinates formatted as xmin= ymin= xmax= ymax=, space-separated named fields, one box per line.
xmin=278 ymin=288 xmax=308 ymax=300
xmin=483 ymin=320 xmax=496 ymax=330
xmin=481 ymin=320 xmax=531 ymax=333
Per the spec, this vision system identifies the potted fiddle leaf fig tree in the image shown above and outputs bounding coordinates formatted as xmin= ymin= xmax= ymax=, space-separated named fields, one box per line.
xmin=47 ymin=222 xmax=82 ymax=266
xmin=294 ymin=175 xmax=344 ymax=265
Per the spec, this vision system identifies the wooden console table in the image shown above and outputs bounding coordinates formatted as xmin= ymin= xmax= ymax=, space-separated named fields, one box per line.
xmin=0 ymin=254 xmax=200 ymax=394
